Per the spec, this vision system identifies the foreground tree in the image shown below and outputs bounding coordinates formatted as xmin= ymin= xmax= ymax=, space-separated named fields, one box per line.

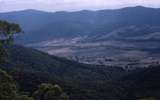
xmin=0 ymin=20 xmax=22 ymax=64
xmin=33 ymin=83 xmax=69 ymax=100
xmin=0 ymin=69 xmax=17 ymax=100
xmin=0 ymin=20 xmax=34 ymax=100
xmin=0 ymin=68 xmax=34 ymax=100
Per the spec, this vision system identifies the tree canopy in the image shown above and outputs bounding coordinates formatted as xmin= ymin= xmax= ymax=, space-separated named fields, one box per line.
xmin=33 ymin=83 xmax=69 ymax=100
xmin=0 ymin=20 xmax=22 ymax=44
xmin=0 ymin=20 xmax=22 ymax=64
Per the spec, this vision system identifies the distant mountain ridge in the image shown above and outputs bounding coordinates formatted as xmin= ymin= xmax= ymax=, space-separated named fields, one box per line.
xmin=0 ymin=6 xmax=160 ymax=44
xmin=1 ymin=6 xmax=160 ymax=66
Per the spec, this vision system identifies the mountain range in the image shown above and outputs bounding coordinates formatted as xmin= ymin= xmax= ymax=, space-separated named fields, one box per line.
xmin=0 ymin=6 xmax=160 ymax=42
xmin=1 ymin=6 xmax=160 ymax=67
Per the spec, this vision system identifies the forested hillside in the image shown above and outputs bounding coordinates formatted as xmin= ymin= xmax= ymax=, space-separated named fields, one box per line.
xmin=2 ymin=45 xmax=126 ymax=100
xmin=1 ymin=45 xmax=160 ymax=100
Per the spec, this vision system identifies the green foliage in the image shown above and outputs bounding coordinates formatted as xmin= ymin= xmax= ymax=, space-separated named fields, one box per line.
xmin=0 ymin=20 xmax=22 ymax=43
xmin=0 ymin=20 xmax=22 ymax=64
xmin=0 ymin=20 xmax=21 ymax=36
xmin=33 ymin=83 xmax=68 ymax=100
xmin=0 ymin=69 xmax=17 ymax=100
xmin=0 ymin=68 xmax=69 ymax=100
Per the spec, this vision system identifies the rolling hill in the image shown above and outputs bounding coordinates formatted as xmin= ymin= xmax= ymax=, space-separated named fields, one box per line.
xmin=1 ymin=45 xmax=126 ymax=100
xmin=1 ymin=45 xmax=160 ymax=100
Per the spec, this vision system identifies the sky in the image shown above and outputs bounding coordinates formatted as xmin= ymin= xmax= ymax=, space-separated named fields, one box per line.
xmin=0 ymin=0 xmax=160 ymax=12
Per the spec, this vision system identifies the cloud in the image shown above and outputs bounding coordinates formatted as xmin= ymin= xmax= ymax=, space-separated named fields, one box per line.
xmin=0 ymin=0 xmax=160 ymax=12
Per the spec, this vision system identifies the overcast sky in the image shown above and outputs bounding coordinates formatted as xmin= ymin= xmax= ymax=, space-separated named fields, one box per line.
xmin=0 ymin=0 xmax=160 ymax=12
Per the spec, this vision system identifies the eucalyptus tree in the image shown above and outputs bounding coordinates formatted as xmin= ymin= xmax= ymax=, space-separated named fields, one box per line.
xmin=0 ymin=20 xmax=22 ymax=64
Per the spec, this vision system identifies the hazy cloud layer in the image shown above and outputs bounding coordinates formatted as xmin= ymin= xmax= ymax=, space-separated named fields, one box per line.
xmin=0 ymin=0 xmax=160 ymax=12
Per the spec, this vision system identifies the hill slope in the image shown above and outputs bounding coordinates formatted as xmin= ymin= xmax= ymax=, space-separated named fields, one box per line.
xmin=4 ymin=45 xmax=125 ymax=82
xmin=121 ymin=66 xmax=160 ymax=99
xmin=1 ymin=45 xmax=126 ymax=100
xmin=1 ymin=45 xmax=160 ymax=100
